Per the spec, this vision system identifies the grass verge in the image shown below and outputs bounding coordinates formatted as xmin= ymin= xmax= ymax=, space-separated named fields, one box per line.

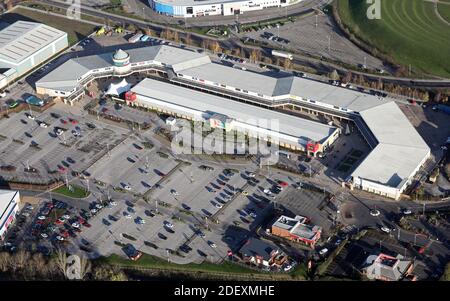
xmin=53 ymin=184 xmax=90 ymax=198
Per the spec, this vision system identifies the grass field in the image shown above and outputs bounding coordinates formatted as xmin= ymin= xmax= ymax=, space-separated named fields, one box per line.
xmin=1 ymin=7 xmax=97 ymax=45
xmin=337 ymin=0 xmax=450 ymax=78
xmin=438 ymin=1 xmax=450 ymax=23
xmin=100 ymin=254 xmax=308 ymax=280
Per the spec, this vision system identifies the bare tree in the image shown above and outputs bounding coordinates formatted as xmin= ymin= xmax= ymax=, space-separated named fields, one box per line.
xmin=172 ymin=31 xmax=179 ymax=43
xmin=184 ymin=33 xmax=192 ymax=46
xmin=249 ymin=49 xmax=261 ymax=63
xmin=0 ymin=252 xmax=11 ymax=272
xmin=14 ymin=250 xmax=29 ymax=269
xmin=342 ymin=71 xmax=352 ymax=84
xmin=329 ymin=69 xmax=340 ymax=81
xmin=201 ymin=39 xmax=209 ymax=51
xmin=126 ymin=23 xmax=136 ymax=33
xmin=207 ymin=41 xmax=221 ymax=53
xmin=263 ymin=56 xmax=273 ymax=64
xmin=144 ymin=27 xmax=155 ymax=37
xmin=55 ymin=248 xmax=68 ymax=277
xmin=283 ymin=58 xmax=293 ymax=70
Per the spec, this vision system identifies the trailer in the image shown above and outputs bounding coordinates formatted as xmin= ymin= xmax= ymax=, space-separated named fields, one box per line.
xmin=128 ymin=33 xmax=143 ymax=43
xmin=271 ymin=50 xmax=293 ymax=60
xmin=140 ymin=35 xmax=150 ymax=42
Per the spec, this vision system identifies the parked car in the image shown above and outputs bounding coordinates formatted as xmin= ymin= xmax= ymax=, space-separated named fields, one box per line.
xmin=319 ymin=248 xmax=329 ymax=256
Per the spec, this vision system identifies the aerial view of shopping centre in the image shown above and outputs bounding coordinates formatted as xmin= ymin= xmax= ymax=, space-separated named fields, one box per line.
xmin=0 ymin=0 xmax=449 ymax=286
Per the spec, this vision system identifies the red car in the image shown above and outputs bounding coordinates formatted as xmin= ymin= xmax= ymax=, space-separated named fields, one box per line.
xmin=55 ymin=219 xmax=64 ymax=225
xmin=61 ymin=231 xmax=70 ymax=238
xmin=278 ymin=181 xmax=289 ymax=187
xmin=36 ymin=220 xmax=45 ymax=225
xmin=45 ymin=202 xmax=54 ymax=208
xmin=69 ymin=118 xmax=78 ymax=125
xmin=78 ymin=217 xmax=86 ymax=224
xmin=60 ymin=119 xmax=68 ymax=124
xmin=58 ymin=165 xmax=66 ymax=172
xmin=84 ymin=222 xmax=91 ymax=228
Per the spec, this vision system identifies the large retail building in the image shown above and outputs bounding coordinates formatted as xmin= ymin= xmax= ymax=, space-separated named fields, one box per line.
xmin=149 ymin=0 xmax=301 ymax=18
xmin=35 ymin=45 xmax=430 ymax=200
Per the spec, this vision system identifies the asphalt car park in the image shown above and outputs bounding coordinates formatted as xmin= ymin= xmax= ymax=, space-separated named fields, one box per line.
xmin=85 ymin=139 xmax=178 ymax=195
xmin=0 ymin=103 xmax=129 ymax=184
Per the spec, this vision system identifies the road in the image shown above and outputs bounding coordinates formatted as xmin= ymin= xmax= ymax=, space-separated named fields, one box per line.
xmin=29 ymin=0 xmax=450 ymax=90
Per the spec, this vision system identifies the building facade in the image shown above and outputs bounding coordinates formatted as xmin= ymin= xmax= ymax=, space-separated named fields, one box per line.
xmin=238 ymin=237 xmax=288 ymax=268
xmin=270 ymin=215 xmax=321 ymax=247
xmin=363 ymin=253 xmax=416 ymax=281
xmin=0 ymin=190 xmax=20 ymax=241
xmin=149 ymin=0 xmax=300 ymax=17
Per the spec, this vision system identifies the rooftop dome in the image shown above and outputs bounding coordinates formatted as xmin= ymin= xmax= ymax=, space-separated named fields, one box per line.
xmin=113 ymin=49 xmax=129 ymax=60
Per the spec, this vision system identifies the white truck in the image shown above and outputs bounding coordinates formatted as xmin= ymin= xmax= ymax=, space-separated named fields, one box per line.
xmin=271 ymin=50 xmax=293 ymax=60
xmin=128 ymin=33 xmax=143 ymax=43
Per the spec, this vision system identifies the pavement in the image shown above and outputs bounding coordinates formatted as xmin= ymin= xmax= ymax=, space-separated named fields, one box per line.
xmin=237 ymin=12 xmax=385 ymax=71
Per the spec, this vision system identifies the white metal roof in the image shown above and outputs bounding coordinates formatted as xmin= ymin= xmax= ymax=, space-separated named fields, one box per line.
xmin=350 ymin=101 xmax=430 ymax=187
xmin=289 ymin=77 xmax=388 ymax=111
xmin=131 ymin=78 xmax=338 ymax=146
xmin=36 ymin=45 xmax=210 ymax=91
xmin=0 ymin=21 xmax=66 ymax=64
xmin=179 ymin=62 xmax=293 ymax=97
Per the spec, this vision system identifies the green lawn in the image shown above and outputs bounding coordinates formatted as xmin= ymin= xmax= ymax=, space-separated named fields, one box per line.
xmin=53 ymin=184 xmax=90 ymax=198
xmin=101 ymin=254 xmax=260 ymax=274
xmin=438 ymin=2 xmax=450 ymax=23
xmin=337 ymin=0 xmax=450 ymax=77
xmin=99 ymin=254 xmax=307 ymax=280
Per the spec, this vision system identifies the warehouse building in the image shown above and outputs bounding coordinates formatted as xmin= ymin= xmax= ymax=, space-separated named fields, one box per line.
xmin=149 ymin=0 xmax=300 ymax=18
xmin=0 ymin=21 xmax=68 ymax=89
xmin=34 ymin=45 xmax=430 ymax=200
xmin=0 ymin=190 xmax=20 ymax=241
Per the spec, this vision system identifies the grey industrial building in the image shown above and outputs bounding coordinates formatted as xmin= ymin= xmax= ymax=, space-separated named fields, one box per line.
xmin=0 ymin=21 xmax=68 ymax=89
